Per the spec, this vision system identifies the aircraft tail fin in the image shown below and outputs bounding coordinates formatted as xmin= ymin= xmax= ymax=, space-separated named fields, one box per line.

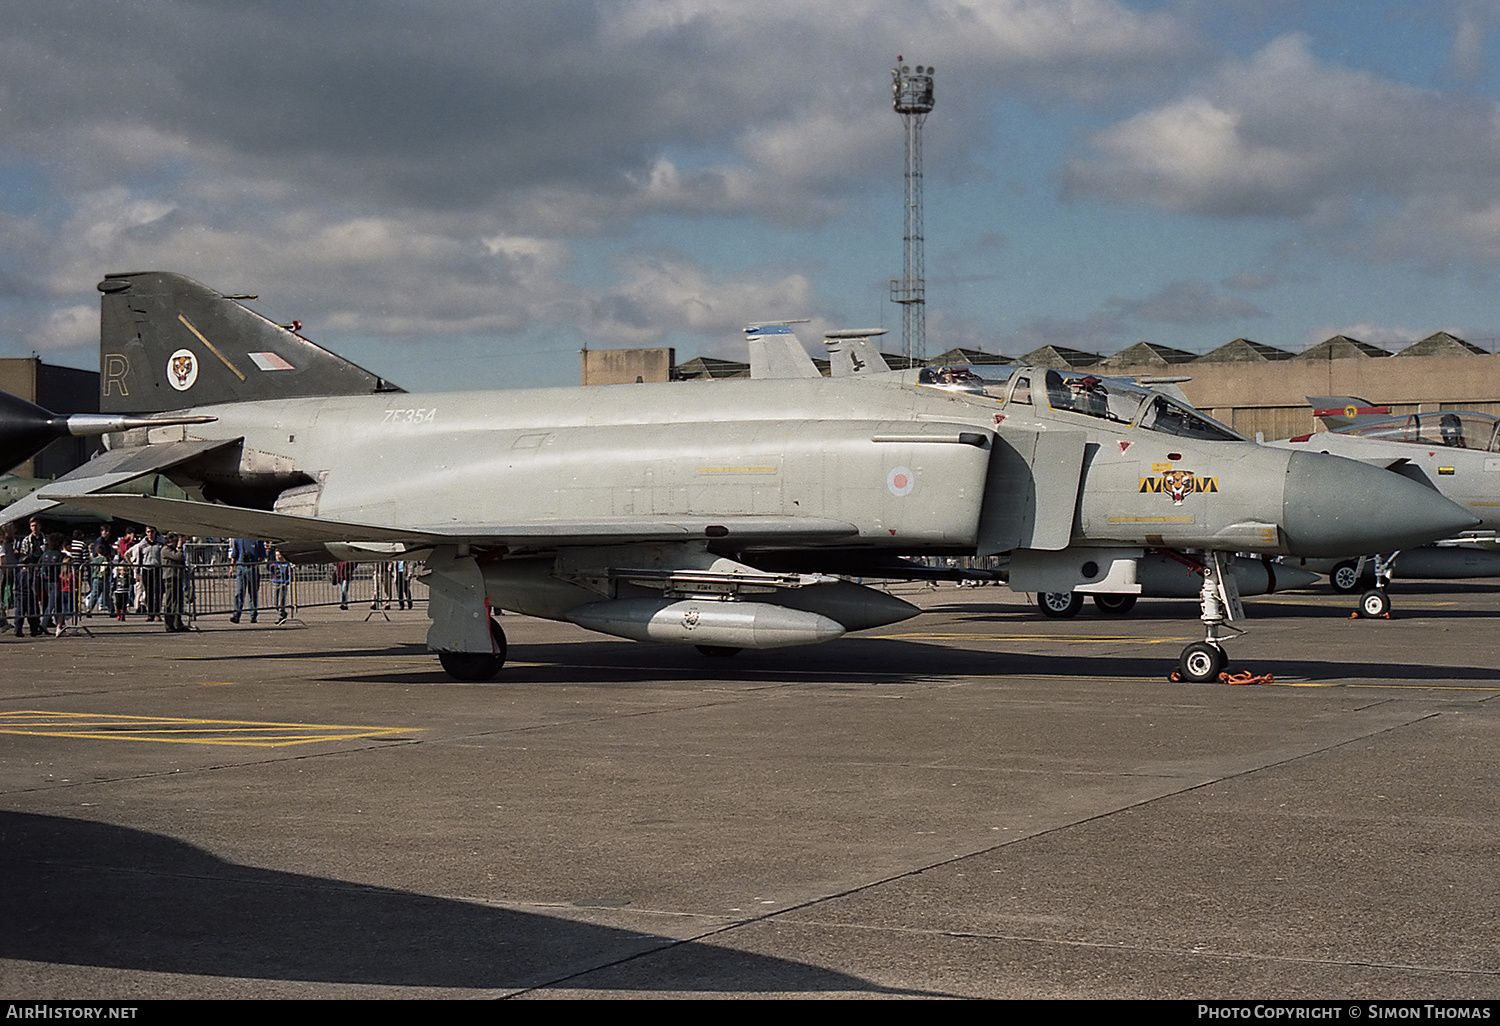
xmin=98 ymin=271 xmax=403 ymax=413
xmin=1307 ymin=395 xmax=1390 ymax=431
xmin=744 ymin=322 xmax=822 ymax=380
xmin=823 ymin=329 xmax=891 ymax=377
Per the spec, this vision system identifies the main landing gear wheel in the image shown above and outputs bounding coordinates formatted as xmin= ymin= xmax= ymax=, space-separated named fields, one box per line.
xmin=1357 ymin=589 xmax=1391 ymax=618
xmin=1092 ymin=594 xmax=1137 ymax=616
xmin=695 ymin=645 xmax=742 ymax=658
xmin=1178 ymin=641 xmax=1228 ymax=684
xmin=1036 ymin=592 xmax=1084 ymax=618
xmin=437 ymin=618 xmax=508 ymax=681
xmin=1329 ymin=561 xmax=1365 ymax=594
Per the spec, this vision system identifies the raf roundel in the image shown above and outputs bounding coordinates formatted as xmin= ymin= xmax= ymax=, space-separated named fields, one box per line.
xmin=167 ymin=348 xmax=198 ymax=391
xmin=886 ymin=465 xmax=916 ymax=497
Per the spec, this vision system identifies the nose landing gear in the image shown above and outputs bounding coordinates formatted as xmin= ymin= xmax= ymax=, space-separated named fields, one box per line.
xmin=1176 ymin=550 xmax=1245 ymax=684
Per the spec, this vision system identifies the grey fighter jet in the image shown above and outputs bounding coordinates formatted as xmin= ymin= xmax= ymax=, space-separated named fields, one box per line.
xmin=1273 ymin=399 xmax=1500 ymax=616
xmin=0 ymin=273 xmax=1477 ymax=683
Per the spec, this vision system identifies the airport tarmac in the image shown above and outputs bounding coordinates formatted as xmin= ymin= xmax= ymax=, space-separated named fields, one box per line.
xmin=1 ymin=582 xmax=1497 ymax=999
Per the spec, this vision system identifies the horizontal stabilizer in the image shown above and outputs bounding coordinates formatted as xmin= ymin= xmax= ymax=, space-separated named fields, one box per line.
xmin=0 ymin=438 xmax=240 ymax=523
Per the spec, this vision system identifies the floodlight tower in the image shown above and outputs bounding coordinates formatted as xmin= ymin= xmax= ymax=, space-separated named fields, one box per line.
xmin=891 ymin=57 xmax=934 ymax=364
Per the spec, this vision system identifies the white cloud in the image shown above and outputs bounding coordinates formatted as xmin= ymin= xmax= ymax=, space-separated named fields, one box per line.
xmin=27 ymin=304 xmax=96 ymax=352
xmin=1063 ymin=33 xmax=1500 ymax=265
xmin=586 ymin=254 xmax=812 ymax=344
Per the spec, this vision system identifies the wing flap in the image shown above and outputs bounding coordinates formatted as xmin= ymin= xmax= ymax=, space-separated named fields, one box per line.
xmin=38 ymin=492 xmax=859 ymax=548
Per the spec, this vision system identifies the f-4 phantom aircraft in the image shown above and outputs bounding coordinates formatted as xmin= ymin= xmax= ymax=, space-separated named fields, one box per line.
xmin=0 ymin=273 xmax=1477 ymax=682
xmin=1270 ymin=398 xmax=1500 ymax=615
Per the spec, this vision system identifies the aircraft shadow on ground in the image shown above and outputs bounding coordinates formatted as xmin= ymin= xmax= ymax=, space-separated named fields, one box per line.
xmin=934 ymin=590 xmax=1500 ymax=622
xmin=0 ymin=811 xmax=930 ymax=995
xmin=311 ymin=635 xmax=1500 ymax=687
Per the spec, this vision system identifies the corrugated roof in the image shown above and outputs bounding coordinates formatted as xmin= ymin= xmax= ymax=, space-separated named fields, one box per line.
xmin=927 ymin=347 xmax=1012 ymax=366
xmin=1020 ymin=345 xmax=1100 ymax=369
xmin=1196 ymin=338 xmax=1295 ymax=363
xmin=1394 ymin=331 xmax=1487 ymax=357
xmin=1099 ymin=341 xmax=1198 ymax=368
xmin=1294 ymin=335 xmax=1391 ymax=360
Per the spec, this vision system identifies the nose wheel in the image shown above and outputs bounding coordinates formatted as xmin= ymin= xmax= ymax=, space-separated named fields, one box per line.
xmin=1352 ymin=553 xmax=1398 ymax=618
xmin=1357 ymin=588 xmax=1391 ymax=618
xmin=1178 ymin=641 xmax=1228 ymax=683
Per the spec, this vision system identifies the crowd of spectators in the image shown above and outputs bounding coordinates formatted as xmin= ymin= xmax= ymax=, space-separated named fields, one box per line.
xmin=2 ymin=522 xmax=419 ymax=636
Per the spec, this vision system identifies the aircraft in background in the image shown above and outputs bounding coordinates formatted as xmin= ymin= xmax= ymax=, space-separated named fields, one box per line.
xmin=1272 ymin=397 xmax=1500 ymax=616
xmin=1028 ymin=552 xmax=1321 ymax=617
xmin=0 ymin=274 xmax=1476 ymax=683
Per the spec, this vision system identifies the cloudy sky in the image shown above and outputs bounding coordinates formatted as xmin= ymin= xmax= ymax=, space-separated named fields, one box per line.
xmin=4 ymin=0 xmax=1500 ymax=391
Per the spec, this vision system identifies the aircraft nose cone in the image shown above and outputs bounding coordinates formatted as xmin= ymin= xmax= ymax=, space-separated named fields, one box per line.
xmin=1282 ymin=450 xmax=1479 ymax=556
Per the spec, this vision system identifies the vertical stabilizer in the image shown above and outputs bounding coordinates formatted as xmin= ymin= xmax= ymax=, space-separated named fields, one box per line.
xmin=744 ymin=322 xmax=821 ymax=380
xmin=98 ymin=271 xmax=402 ymax=413
xmin=823 ymin=329 xmax=892 ymax=377
xmin=1307 ymin=396 xmax=1390 ymax=431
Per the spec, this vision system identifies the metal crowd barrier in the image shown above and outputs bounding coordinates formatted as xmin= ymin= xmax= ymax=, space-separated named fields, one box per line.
xmin=4 ymin=561 xmax=94 ymax=636
xmin=3 ymin=547 xmax=426 ymax=636
xmin=180 ymin=545 xmax=427 ymax=622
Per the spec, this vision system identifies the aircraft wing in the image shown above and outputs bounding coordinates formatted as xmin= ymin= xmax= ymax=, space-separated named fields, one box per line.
xmin=0 ymin=438 xmax=240 ymax=523
xmin=35 ymin=492 xmax=861 ymax=549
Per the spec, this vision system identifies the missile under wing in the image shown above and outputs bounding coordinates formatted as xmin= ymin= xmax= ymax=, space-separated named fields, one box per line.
xmin=0 ymin=272 xmax=1476 ymax=683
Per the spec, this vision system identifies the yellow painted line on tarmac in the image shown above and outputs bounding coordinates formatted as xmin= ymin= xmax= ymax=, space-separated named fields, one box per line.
xmin=0 ymin=711 xmax=420 ymax=747
xmin=872 ymin=631 xmax=1194 ymax=645
xmin=1346 ymin=682 xmax=1500 ymax=691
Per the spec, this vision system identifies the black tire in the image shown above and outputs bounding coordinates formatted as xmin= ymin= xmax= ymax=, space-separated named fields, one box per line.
xmin=1036 ymin=592 xmax=1084 ymax=618
xmin=437 ymin=618 xmax=507 ymax=681
xmin=1092 ymin=594 xmax=1137 ymax=616
xmin=1357 ymin=589 xmax=1391 ymax=618
xmin=1178 ymin=642 xmax=1226 ymax=683
xmin=696 ymin=645 xmax=742 ymax=658
xmin=1329 ymin=560 xmax=1365 ymax=594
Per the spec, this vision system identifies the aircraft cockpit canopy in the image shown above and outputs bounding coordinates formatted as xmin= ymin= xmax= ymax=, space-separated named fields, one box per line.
xmin=914 ymin=366 xmax=1244 ymax=441
xmin=915 ymin=365 xmax=991 ymax=395
xmin=1341 ymin=411 xmax=1500 ymax=452
xmin=1040 ymin=369 xmax=1242 ymax=440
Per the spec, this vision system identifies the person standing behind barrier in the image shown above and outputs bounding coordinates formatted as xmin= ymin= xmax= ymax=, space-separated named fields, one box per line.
xmin=1 ymin=522 xmax=18 ymax=631
xmin=84 ymin=531 xmax=114 ymax=616
xmin=394 ymin=559 xmax=413 ymax=610
xmin=16 ymin=517 xmax=45 ymax=636
xmin=40 ymin=532 xmax=65 ymax=633
xmin=65 ymin=530 xmax=88 ymax=615
xmin=162 ymin=534 xmax=188 ymax=632
xmin=270 ymin=549 xmax=291 ymax=624
xmin=229 ymin=537 xmax=266 ymax=624
xmin=335 ymin=560 xmax=351 ymax=610
xmin=112 ymin=542 xmax=132 ymax=620
xmin=136 ymin=526 xmax=164 ymax=622
xmin=114 ymin=530 xmax=136 ymax=619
